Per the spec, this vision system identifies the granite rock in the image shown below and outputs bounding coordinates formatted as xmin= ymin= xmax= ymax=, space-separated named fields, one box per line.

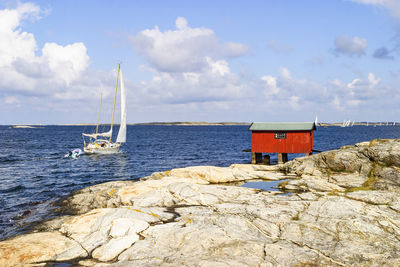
xmin=1 ymin=139 xmax=400 ymax=266
xmin=0 ymin=232 xmax=87 ymax=266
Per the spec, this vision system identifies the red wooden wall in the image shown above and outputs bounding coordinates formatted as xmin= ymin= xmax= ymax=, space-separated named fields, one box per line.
xmin=251 ymin=131 xmax=313 ymax=153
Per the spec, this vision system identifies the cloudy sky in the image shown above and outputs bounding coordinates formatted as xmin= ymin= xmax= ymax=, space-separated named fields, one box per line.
xmin=0 ymin=0 xmax=399 ymax=124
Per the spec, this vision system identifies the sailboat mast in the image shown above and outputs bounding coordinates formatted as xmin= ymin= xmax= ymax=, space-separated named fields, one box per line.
xmin=110 ymin=64 xmax=120 ymax=142
xmin=95 ymin=92 xmax=103 ymax=136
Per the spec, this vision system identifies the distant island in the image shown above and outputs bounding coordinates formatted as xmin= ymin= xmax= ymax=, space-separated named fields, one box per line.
xmin=9 ymin=122 xmax=250 ymax=127
xmin=318 ymin=122 xmax=398 ymax=127
xmin=133 ymin=121 xmax=251 ymax=126
xmin=8 ymin=121 xmax=398 ymax=127
xmin=11 ymin=125 xmax=41 ymax=129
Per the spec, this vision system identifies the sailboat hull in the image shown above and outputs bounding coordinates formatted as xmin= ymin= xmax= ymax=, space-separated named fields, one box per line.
xmin=84 ymin=142 xmax=121 ymax=154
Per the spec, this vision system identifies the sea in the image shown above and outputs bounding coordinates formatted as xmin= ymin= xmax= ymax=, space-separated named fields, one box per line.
xmin=0 ymin=124 xmax=399 ymax=240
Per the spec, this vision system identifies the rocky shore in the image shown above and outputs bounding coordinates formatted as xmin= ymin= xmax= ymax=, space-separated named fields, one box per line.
xmin=1 ymin=139 xmax=400 ymax=266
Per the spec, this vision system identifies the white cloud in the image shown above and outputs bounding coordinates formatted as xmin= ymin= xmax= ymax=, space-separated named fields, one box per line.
xmin=334 ymin=34 xmax=367 ymax=56
xmin=130 ymin=17 xmax=248 ymax=73
xmin=259 ymin=67 xmax=389 ymax=117
xmin=137 ymin=57 xmax=247 ymax=105
xmin=175 ymin=16 xmax=189 ymax=30
xmin=0 ymin=4 xmax=38 ymax=66
xmin=279 ymin=67 xmax=291 ymax=79
xmin=130 ymin=17 xmax=400 ymax=122
xmin=347 ymin=78 xmax=361 ymax=89
xmin=206 ymin=57 xmax=230 ymax=76
xmin=260 ymin=67 xmax=330 ymax=112
xmin=0 ymin=2 xmax=41 ymax=33
xmin=41 ymin=42 xmax=89 ymax=85
xmin=347 ymin=73 xmax=380 ymax=93
xmin=261 ymin=75 xmax=280 ymax=96
xmin=340 ymin=72 xmax=382 ymax=107
xmin=0 ymin=3 xmax=96 ymax=101
xmin=1 ymin=4 xmax=396 ymax=124
xmin=128 ymin=17 xmax=250 ymax=111
xmin=348 ymin=0 xmax=400 ymax=21
xmin=0 ymin=2 xmax=124 ymax=124
xmin=368 ymin=73 xmax=381 ymax=88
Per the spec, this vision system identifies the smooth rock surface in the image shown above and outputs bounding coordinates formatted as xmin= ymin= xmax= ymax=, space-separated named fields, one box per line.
xmin=0 ymin=232 xmax=87 ymax=266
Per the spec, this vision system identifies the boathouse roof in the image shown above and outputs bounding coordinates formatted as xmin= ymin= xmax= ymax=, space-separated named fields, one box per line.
xmin=249 ymin=122 xmax=316 ymax=131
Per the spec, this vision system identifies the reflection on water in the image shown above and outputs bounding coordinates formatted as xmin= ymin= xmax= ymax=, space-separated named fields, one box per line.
xmin=241 ymin=180 xmax=288 ymax=191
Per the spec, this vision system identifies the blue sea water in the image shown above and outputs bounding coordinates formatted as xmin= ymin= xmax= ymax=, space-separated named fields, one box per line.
xmin=0 ymin=124 xmax=399 ymax=240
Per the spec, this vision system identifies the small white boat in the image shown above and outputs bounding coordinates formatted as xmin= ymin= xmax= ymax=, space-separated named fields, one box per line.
xmin=65 ymin=148 xmax=84 ymax=159
xmin=82 ymin=64 xmax=127 ymax=154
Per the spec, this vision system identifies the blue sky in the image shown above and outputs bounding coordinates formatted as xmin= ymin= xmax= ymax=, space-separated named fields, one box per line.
xmin=1 ymin=0 xmax=400 ymax=124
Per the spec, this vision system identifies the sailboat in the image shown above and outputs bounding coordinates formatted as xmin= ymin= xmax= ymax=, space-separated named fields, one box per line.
xmin=341 ymin=120 xmax=351 ymax=127
xmin=82 ymin=64 xmax=126 ymax=154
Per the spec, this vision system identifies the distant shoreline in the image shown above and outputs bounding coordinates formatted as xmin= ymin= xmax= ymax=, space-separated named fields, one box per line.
xmin=318 ymin=122 xmax=398 ymax=127
xmin=6 ymin=121 xmax=399 ymax=127
xmin=132 ymin=122 xmax=251 ymax=126
xmin=8 ymin=122 xmax=252 ymax=127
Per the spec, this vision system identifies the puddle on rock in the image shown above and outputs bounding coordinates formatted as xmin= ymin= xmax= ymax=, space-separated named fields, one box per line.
xmin=241 ymin=179 xmax=290 ymax=192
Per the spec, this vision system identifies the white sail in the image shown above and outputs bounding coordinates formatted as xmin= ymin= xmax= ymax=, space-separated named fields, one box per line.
xmin=83 ymin=129 xmax=112 ymax=139
xmin=116 ymin=69 xmax=126 ymax=143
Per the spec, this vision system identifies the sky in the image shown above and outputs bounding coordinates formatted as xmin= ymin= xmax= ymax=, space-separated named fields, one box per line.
xmin=1 ymin=0 xmax=400 ymax=124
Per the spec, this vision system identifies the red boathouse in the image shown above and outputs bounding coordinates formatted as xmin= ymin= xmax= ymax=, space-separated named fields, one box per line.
xmin=249 ymin=122 xmax=316 ymax=164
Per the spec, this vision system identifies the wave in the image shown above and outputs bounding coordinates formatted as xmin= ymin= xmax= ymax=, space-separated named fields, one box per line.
xmin=0 ymin=155 xmax=23 ymax=163
xmin=0 ymin=184 xmax=25 ymax=193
